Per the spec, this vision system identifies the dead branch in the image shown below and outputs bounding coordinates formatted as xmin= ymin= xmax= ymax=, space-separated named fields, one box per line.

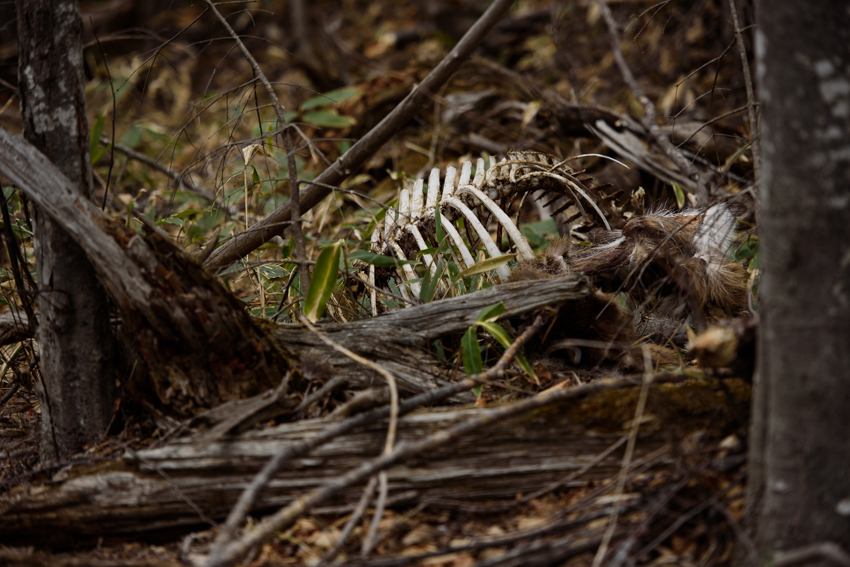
xmin=0 ymin=126 xmax=291 ymax=414
xmin=0 ymin=379 xmax=663 ymax=550
xmin=204 ymin=0 xmax=517 ymax=271
xmin=727 ymin=0 xmax=761 ymax=182
xmin=0 ymin=311 xmax=33 ymax=346
xmin=211 ymin=315 xmax=549 ymax=551
xmin=202 ymin=376 xmax=677 ymax=567
xmin=595 ymin=0 xmax=708 ymax=204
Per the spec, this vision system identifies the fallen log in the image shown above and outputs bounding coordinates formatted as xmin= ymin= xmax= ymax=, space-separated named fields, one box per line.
xmin=0 ymin=378 xmax=750 ymax=547
xmin=271 ymin=276 xmax=591 ymax=397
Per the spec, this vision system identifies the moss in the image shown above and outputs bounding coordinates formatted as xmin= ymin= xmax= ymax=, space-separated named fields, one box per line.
xmin=562 ymin=378 xmax=750 ymax=437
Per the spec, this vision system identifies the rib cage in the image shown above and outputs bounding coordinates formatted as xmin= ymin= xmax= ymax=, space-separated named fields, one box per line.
xmin=367 ymin=151 xmax=616 ymax=314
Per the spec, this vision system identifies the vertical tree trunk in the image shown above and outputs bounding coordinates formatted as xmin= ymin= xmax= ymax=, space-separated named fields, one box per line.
xmin=751 ymin=0 xmax=850 ymax=557
xmin=16 ymin=0 xmax=118 ymax=461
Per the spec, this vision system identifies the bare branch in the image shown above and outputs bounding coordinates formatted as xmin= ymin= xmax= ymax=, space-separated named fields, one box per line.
xmin=202 ymin=371 xmax=651 ymax=567
xmin=595 ymin=0 xmax=708 ymax=204
xmin=208 ymin=314 xmax=548 ymax=557
xmin=200 ymin=0 xmax=311 ymax=291
xmin=205 ymin=0 xmax=517 ymax=271
xmin=727 ymin=0 xmax=761 ymax=183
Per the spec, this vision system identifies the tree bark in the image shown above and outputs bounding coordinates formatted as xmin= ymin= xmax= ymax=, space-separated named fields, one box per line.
xmin=16 ymin=0 xmax=118 ymax=461
xmin=751 ymin=0 xmax=850 ymax=558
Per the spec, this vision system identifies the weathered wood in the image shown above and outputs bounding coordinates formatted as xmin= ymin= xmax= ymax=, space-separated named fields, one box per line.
xmin=0 ymin=127 xmax=290 ymax=414
xmin=274 ymin=277 xmax=592 ymax=395
xmin=0 ymin=406 xmax=641 ymax=546
xmin=0 ymin=379 xmax=750 ymax=547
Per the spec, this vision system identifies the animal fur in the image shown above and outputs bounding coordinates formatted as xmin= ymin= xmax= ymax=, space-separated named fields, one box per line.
xmin=507 ymin=204 xmax=747 ymax=369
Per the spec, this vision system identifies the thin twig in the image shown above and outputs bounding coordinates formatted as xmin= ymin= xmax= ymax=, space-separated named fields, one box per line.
xmin=595 ymin=0 xmax=708 ymax=204
xmin=727 ymin=0 xmax=760 ymax=183
xmin=203 ymin=373 xmax=681 ymax=567
xmin=775 ymin=542 xmax=850 ymax=567
xmin=518 ymin=434 xmax=628 ymax=505
xmin=636 ymin=471 xmax=746 ymax=560
xmin=361 ymin=471 xmax=389 ymax=556
xmin=319 ymin=475 xmax=378 ymax=565
xmin=200 ymin=0 xmax=311 ymax=292
xmin=304 ymin=316 xmax=402 ymax=558
xmin=101 ymin=136 xmax=229 ymax=208
xmin=205 ymin=0 xmax=516 ymax=271
xmin=712 ymin=502 xmax=760 ymax=567
xmin=299 ymin=318 xmax=400 ymax=556
xmin=90 ymin=22 xmax=117 ymax=211
xmin=300 ymin=316 xmax=400 ymax=454
xmin=0 ymin=383 xmax=20 ymax=408
xmin=0 ymin=192 xmax=36 ymax=329
xmin=291 ymin=375 xmax=349 ymax=417
xmin=591 ymin=346 xmax=654 ymax=567
xmin=206 ymin=314 xmax=548 ymax=560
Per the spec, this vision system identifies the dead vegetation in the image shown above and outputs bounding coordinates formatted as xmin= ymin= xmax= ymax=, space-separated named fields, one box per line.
xmin=0 ymin=0 xmax=761 ymax=565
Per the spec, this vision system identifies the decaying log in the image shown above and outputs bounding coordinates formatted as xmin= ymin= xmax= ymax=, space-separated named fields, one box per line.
xmin=0 ymin=127 xmax=290 ymax=415
xmin=0 ymin=379 xmax=750 ymax=547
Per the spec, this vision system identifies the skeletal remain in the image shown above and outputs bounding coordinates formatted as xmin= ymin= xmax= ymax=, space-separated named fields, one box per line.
xmin=366 ymin=151 xmax=747 ymax=370
xmin=367 ymin=151 xmax=617 ymax=313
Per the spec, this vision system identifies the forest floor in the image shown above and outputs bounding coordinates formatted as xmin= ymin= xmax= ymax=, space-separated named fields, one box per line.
xmin=0 ymin=0 xmax=759 ymax=565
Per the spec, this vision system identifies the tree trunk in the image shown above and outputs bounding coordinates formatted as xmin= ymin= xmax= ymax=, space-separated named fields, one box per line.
xmin=751 ymin=0 xmax=850 ymax=558
xmin=16 ymin=0 xmax=118 ymax=462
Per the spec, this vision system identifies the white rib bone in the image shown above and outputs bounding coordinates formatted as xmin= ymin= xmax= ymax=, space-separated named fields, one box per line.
xmin=438 ymin=212 xmax=477 ymax=269
xmin=370 ymin=230 xmax=381 ymax=316
xmin=406 ymin=224 xmax=444 ymax=292
xmin=389 ymin=240 xmax=421 ymax=297
xmin=410 ymin=178 xmax=425 ymax=218
xmin=425 ymin=168 xmax=440 ymax=210
xmin=442 ymin=166 xmax=458 ymax=198
xmin=441 ymin=196 xmax=512 ymax=280
xmin=458 ymin=161 xmax=472 ymax=188
xmin=456 ymin=182 xmax=535 ymax=261
xmin=398 ymin=188 xmax=411 ymax=223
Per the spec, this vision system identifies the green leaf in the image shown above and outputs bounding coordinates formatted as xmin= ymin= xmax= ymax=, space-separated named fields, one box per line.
xmin=259 ymin=264 xmax=288 ymax=279
xmin=458 ymin=253 xmax=516 ymax=278
xmin=477 ymin=321 xmax=512 ymax=349
xmin=173 ymin=208 xmax=205 ymax=219
xmin=303 ymin=110 xmax=357 ymax=128
xmin=672 ymin=183 xmax=686 ymax=209
xmin=462 ymin=326 xmax=483 ymax=376
xmin=435 ymin=210 xmax=446 ymax=251
xmin=419 ymin=258 xmax=444 ymax=304
xmin=90 ymin=116 xmax=106 ymax=156
xmin=121 ymin=124 xmax=144 ymax=148
xmin=304 ymin=240 xmax=343 ymax=322
xmin=521 ymin=218 xmax=558 ymax=248
xmin=301 ymin=87 xmax=361 ymax=110
xmin=476 ymin=302 xmax=506 ymax=323
xmin=349 ymin=250 xmax=418 ymax=267
xmin=477 ymin=320 xmax=536 ymax=381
